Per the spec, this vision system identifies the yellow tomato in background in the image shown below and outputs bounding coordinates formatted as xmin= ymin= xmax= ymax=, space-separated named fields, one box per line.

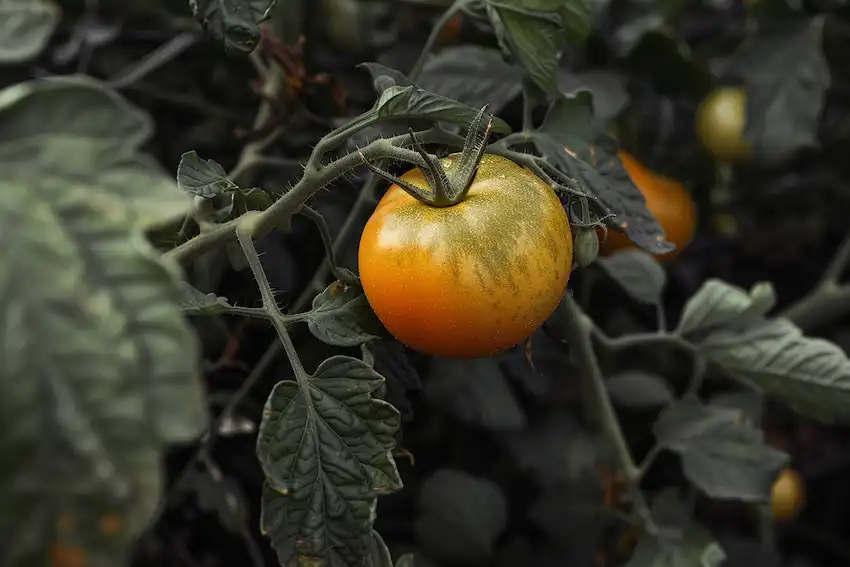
xmin=771 ymin=468 xmax=805 ymax=521
xmin=696 ymin=87 xmax=752 ymax=163
xmin=358 ymin=154 xmax=573 ymax=359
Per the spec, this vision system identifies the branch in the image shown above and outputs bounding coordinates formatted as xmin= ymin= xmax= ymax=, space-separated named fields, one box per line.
xmin=167 ymin=131 xmax=441 ymax=265
xmin=781 ymin=232 xmax=850 ymax=332
xmin=821 ymin=232 xmax=850 ymax=285
xmin=291 ymin=186 xmax=374 ymax=312
xmin=556 ymin=294 xmax=659 ymax=536
xmin=298 ymin=206 xmax=359 ymax=286
xmin=163 ymin=219 xmax=240 ymax=265
xmin=780 ymin=284 xmax=850 ymax=332
xmin=592 ymin=328 xmax=697 ymax=354
xmin=236 ymin=221 xmax=310 ymax=382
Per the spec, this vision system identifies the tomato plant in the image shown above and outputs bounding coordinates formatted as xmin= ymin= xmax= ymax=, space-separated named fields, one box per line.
xmin=4 ymin=1 xmax=850 ymax=567
xmin=359 ymin=153 xmax=573 ymax=359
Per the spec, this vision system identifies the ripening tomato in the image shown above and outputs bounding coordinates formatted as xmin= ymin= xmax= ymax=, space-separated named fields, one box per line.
xmin=358 ymin=154 xmax=573 ymax=359
xmin=599 ymin=151 xmax=696 ymax=262
xmin=696 ymin=87 xmax=752 ymax=163
xmin=438 ymin=14 xmax=463 ymax=44
xmin=771 ymin=468 xmax=805 ymax=521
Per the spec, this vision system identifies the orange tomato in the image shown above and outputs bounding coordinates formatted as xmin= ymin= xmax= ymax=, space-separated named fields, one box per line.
xmin=599 ymin=151 xmax=696 ymax=262
xmin=438 ymin=14 xmax=463 ymax=44
xmin=771 ymin=468 xmax=805 ymax=521
xmin=358 ymin=153 xmax=573 ymax=359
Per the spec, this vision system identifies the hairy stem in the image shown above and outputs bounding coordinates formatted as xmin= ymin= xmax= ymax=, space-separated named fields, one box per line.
xmin=557 ymin=294 xmax=658 ymax=535
xmin=291 ymin=184 xmax=376 ymax=312
xmin=251 ymin=139 xmax=426 ymax=238
xmin=299 ymin=206 xmax=358 ymax=285
xmin=236 ymin=223 xmax=310 ymax=383
xmin=164 ymin=219 xmax=240 ymax=264
xmin=167 ymin=132 xmax=438 ymax=264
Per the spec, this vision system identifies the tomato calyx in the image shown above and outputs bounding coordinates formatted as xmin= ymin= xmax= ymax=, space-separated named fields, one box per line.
xmin=363 ymin=105 xmax=494 ymax=207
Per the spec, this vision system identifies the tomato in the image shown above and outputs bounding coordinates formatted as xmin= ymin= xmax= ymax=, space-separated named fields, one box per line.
xmin=574 ymin=226 xmax=600 ymax=267
xmin=358 ymin=153 xmax=573 ymax=359
xmin=696 ymin=87 xmax=752 ymax=163
xmin=438 ymin=14 xmax=463 ymax=45
xmin=771 ymin=468 xmax=805 ymax=521
xmin=598 ymin=151 xmax=696 ymax=262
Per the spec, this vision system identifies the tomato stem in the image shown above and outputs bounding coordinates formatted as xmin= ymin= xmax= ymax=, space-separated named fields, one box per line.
xmin=357 ymin=105 xmax=495 ymax=208
xmin=446 ymin=104 xmax=492 ymax=202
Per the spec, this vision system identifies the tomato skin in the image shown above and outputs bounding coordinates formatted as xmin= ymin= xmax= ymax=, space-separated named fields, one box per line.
xmin=771 ymin=468 xmax=805 ymax=521
xmin=599 ymin=151 xmax=696 ymax=262
xmin=696 ymin=87 xmax=752 ymax=163
xmin=358 ymin=153 xmax=573 ymax=359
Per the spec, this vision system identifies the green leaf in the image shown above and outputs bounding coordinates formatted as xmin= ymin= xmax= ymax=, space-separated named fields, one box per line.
xmin=258 ymin=356 xmax=402 ymax=566
xmin=625 ymin=529 xmax=726 ymax=567
xmin=177 ymin=150 xmax=240 ymax=197
xmin=424 ymin=357 xmax=525 ymax=431
xmin=0 ymin=75 xmax=192 ymax=231
xmin=371 ymin=83 xmax=512 ymax=134
xmin=413 ymin=469 xmax=507 ymax=564
xmin=709 ymin=389 xmax=763 ymax=427
xmin=369 ymin=531 xmax=394 ymax=567
xmin=701 ymin=317 xmax=850 ymax=423
xmin=189 ymin=0 xmax=276 ymax=54
xmin=529 ymin=131 xmax=672 ymax=254
xmin=180 ymin=282 xmax=232 ymax=315
xmin=725 ymin=16 xmax=831 ymax=160
xmin=539 ymin=90 xmax=599 ymax=160
xmin=676 ymin=279 xmax=776 ymax=337
xmin=558 ymin=70 xmax=630 ymax=123
xmin=360 ymin=62 xmax=413 ymax=94
xmin=503 ymin=410 xmax=614 ymax=483
xmin=625 ymin=491 xmax=726 ymax=567
xmin=532 ymin=92 xmax=671 ymax=253
xmin=180 ymin=466 xmax=249 ymax=533
xmin=488 ymin=4 xmax=563 ymax=94
xmin=233 ymin=186 xmax=274 ymax=215
xmin=606 ymin=371 xmax=674 ymax=408
xmin=0 ymin=0 xmax=59 ymax=63
xmin=395 ymin=554 xmax=416 ymax=567
xmin=597 ymin=250 xmax=667 ymax=305
xmin=526 ymin=476 xmax=607 ymax=565
xmin=418 ymin=45 xmax=523 ymax=114
xmin=0 ymin=174 xmax=206 ymax=565
xmin=305 ymin=281 xmax=385 ymax=347
xmin=487 ymin=0 xmax=593 ymax=93
xmin=653 ymin=398 xmax=789 ymax=501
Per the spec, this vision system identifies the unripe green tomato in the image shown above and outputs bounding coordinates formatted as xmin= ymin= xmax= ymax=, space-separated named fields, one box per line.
xmin=574 ymin=226 xmax=600 ymax=267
